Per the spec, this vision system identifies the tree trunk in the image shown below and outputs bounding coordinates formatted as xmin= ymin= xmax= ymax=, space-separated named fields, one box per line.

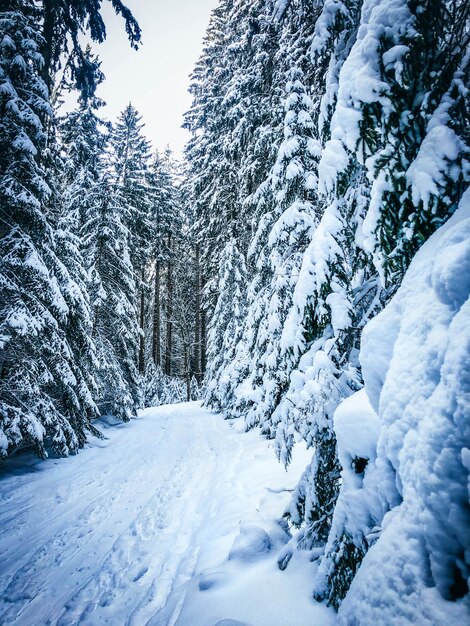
xmin=194 ymin=244 xmax=201 ymax=382
xmin=165 ymin=235 xmax=173 ymax=376
xmin=40 ymin=0 xmax=56 ymax=91
xmin=152 ymin=260 xmax=161 ymax=367
xmin=184 ymin=342 xmax=191 ymax=402
xmin=138 ymin=268 xmax=145 ymax=375
xmin=201 ymin=306 xmax=207 ymax=377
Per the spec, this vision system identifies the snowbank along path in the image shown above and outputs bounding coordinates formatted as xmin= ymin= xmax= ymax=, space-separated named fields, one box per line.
xmin=0 ymin=402 xmax=334 ymax=626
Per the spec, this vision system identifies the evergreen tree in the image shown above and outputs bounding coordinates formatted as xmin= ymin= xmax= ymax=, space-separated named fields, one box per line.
xmin=204 ymin=238 xmax=247 ymax=413
xmin=59 ymin=66 xmax=141 ymax=421
xmin=81 ymin=175 xmax=141 ymax=420
xmin=306 ymin=0 xmax=470 ymax=605
xmin=0 ymin=2 xmax=97 ymax=457
xmin=39 ymin=0 xmax=140 ymax=97
xmin=110 ymin=104 xmax=152 ymax=272
xmin=236 ymin=65 xmax=320 ymax=435
xmin=324 ymin=0 xmax=469 ymax=284
xmin=110 ymin=103 xmax=153 ymax=377
xmin=185 ymin=0 xmax=280 ymax=317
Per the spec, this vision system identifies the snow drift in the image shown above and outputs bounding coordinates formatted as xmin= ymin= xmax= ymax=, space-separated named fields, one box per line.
xmin=334 ymin=190 xmax=470 ymax=623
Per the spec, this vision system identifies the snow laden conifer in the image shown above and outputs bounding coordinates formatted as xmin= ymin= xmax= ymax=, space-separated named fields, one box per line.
xmin=234 ymin=66 xmax=320 ymax=436
xmin=204 ymin=238 xmax=247 ymax=413
xmin=0 ymin=2 xmax=98 ymax=457
xmin=271 ymin=0 xmax=469 ymax=607
xmin=81 ymin=176 xmax=141 ymax=420
xmin=211 ymin=1 xmax=318 ymax=425
xmin=322 ymin=0 xmax=470 ymax=284
xmin=110 ymin=103 xmax=154 ymax=379
xmin=60 ymin=92 xmax=141 ymax=421
xmin=306 ymin=0 xmax=470 ymax=607
xmin=185 ymin=0 xmax=280 ymax=323
xmin=110 ymin=103 xmax=152 ymax=274
xmin=183 ymin=0 xmax=235 ymax=308
xmin=271 ymin=0 xmax=383 ymax=563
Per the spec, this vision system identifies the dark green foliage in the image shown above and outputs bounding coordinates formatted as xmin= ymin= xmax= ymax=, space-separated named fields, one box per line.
xmin=40 ymin=0 xmax=141 ymax=97
xmin=313 ymin=532 xmax=367 ymax=609
xmin=0 ymin=0 xmax=141 ymax=456
xmin=0 ymin=3 xmax=98 ymax=457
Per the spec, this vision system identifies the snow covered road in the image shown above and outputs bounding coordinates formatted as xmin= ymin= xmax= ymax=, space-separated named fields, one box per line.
xmin=0 ymin=402 xmax=334 ymax=626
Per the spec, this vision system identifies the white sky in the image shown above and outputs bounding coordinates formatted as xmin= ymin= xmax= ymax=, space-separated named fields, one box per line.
xmin=92 ymin=0 xmax=218 ymax=154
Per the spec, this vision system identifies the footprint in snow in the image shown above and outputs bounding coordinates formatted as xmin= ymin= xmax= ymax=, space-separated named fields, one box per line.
xmin=198 ymin=570 xmax=230 ymax=591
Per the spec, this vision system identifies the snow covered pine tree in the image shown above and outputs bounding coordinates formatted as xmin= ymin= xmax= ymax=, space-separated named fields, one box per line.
xmin=0 ymin=0 xmax=141 ymax=456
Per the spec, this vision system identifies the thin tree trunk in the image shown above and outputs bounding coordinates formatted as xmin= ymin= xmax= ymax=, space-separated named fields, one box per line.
xmin=184 ymin=342 xmax=190 ymax=402
xmin=194 ymin=244 xmax=201 ymax=382
xmin=165 ymin=235 xmax=173 ymax=376
xmin=152 ymin=260 xmax=161 ymax=367
xmin=40 ymin=0 xmax=55 ymax=91
xmin=201 ymin=306 xmax=207 ymax=377
xmin=138 ymin=268 xmax=145 ymax=375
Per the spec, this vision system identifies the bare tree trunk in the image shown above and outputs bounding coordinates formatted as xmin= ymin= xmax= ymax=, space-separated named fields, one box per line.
xmin=184 ymin=342 xmax=191 ymax=401
xmin=40 ymin=0 xmax=55 ymax=91
xmin=138 ymin=268 xmax=145 ymax=375
xmin=165 ymin=235 xmax=173 ymax=376
xmin=152 ymin=260 xmax=161 ymax=367
xmin=201 ymin=305 xmax=207 ymax=377
xmin=194 ymin=244 xmax=201 ymax=382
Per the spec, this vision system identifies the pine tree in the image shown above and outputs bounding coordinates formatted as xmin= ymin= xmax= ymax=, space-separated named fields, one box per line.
xmin=81 ymin=175 xmax=141 ymax=420
xmin=324 ymin=0 xmax=469 ymax=284
xmin=185 ymin=0 xmax=280 ymax=313
xmin=238 ymin=64 xmax=320 ymax=435
xmin=0 ymin=2 xmax=97 ymax=457
xmin=109 ymin=103 xmax=153 ymax=379
xmin=204 ymin=238 xmax=247 ymax=413
xmin=60 ymin=85 xmax=141 ymax=421
xmin=306 ymin=0 xmax=470 ymax=606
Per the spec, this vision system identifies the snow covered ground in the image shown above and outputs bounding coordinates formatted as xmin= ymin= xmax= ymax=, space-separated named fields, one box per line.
xmin=0 ymin=402 xmax=335 ymax=626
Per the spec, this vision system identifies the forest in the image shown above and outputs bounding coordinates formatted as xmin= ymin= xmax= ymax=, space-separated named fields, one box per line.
xmin=0 ymin=0 xmax=469 ymax=624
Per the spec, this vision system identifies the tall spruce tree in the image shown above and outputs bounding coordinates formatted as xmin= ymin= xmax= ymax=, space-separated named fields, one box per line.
xmin=81 ymin=173 xmax=141 ymax=420
xmin=59 ymin=65 xmax=142 ymax=421
xmin=110 ymin=103 xmax=152 ymax=378
xmin=0 ymin=0 xmax=142 ymax=458
xmin=204 ymin=237 xmax=247 ymax=413
xmin=306 ymin=0 xmax=470 ymax=606
xmin=0 ymin=1 xmax=98 ymax=457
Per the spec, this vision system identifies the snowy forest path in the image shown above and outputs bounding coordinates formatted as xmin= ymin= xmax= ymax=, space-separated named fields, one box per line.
xmin=0 ymin=403 xmax=227 ymax=625
xmin=0 ymin=402 xmax=334 ymax=626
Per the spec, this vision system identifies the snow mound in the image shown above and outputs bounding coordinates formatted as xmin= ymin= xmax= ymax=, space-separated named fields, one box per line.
xmin=338 ymin=190 xmax=470 ymax=623
xmin=334 ymin=388 xmax=379 ymax=475
xmin=228 ymin=525 xmax=273 ymax=563
xmin=313 ymin=389 xmax=383 ymax=606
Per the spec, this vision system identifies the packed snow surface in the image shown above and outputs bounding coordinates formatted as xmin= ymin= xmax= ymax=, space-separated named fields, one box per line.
xmin=0 ymin=402 xmax=335 ymax=626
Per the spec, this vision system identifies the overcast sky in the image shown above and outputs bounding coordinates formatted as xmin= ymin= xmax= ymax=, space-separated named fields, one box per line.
xmin=90 ymin=0 xmax=219 ymax=154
